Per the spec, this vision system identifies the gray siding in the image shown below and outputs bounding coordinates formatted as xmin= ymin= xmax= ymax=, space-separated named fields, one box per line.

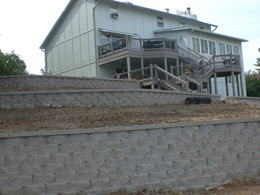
xmin=95 ymin=1 xmax=212 ymax=44
xmin=45 ymin=0 xmax=97 ymax=77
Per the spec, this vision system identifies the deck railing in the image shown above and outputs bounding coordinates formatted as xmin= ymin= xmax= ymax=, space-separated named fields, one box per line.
xmin=209 ymin=55 xmax=241 ymax=68
xmin=98 ymin=37 xmax=177 ymax=58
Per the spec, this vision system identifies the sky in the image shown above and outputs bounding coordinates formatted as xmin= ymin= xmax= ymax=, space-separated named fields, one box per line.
xmin=0 ymin=0 xmax=259 ymax=75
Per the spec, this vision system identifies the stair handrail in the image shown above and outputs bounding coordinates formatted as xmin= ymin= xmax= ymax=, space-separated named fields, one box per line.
xmin=154 ymin=65 xmax=189 ymax=89
xmin=204 ymin=55 xmax=215 ymax=73
xmin=187 ymin=47 xmax=209 ymax=62
xmin=117 ymin=66 xmax=151 ymax=78
xmin=183 ymin=74 xmax=201 ymax=87
xmin=161 ymin=80 xmax=181 ymax=92
xmin=177 ymin=46 xmax=200 ymax=62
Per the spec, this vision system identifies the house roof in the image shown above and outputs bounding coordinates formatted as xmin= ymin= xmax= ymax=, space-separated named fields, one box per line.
xmin=40 ymin=0 xmax=218 ymax=49
xmin=106 ymin=0 xmax=217 ymax=27
xmin=154 ymin=27 xmax=248 ymax=42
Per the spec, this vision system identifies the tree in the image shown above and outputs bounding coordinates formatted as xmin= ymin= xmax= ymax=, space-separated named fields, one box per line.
xmin=245 ymin=70 xmax=260 ymax=97
xmin=0 ymin=50 xmax=28 ymax=76
xmin=255 ymin=48 xmax=260 ymax=73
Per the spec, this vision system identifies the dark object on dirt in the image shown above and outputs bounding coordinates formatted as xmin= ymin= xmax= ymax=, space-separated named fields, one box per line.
xmin=185 ymin=97 xmax=212 ymax=105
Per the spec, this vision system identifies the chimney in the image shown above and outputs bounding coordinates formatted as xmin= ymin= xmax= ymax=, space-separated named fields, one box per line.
xmin=165 ymin=8 xmax=170 ymax=13
xmin=187 ymin=7 xmax=191 ymax=15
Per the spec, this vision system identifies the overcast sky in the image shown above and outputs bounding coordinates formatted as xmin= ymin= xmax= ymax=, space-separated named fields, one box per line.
xmin=0 ymin=0 xmax=259 ymax=75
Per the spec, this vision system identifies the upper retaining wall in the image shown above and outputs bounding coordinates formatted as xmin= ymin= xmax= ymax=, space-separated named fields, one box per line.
xmin=0 ymin=89 xmax=220 ymax=109
xmin=0 ymin=75 xmax=141 ymax=90
xmin=0 ymin=118 xmax=259 ymax=195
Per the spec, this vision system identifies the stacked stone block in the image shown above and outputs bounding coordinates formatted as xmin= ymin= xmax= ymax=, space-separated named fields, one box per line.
xmin=0 ymin=119 xmax=259 ymax=194
xmin=0 ymin=75 xmax=141 ymax=90
xmin=227 ymin=96 xmax=260 ymax=106
xmin=0 ymin=90 xmax=220 ymax=109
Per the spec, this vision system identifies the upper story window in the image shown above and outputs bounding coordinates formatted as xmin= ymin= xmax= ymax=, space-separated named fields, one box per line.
xmin=157 ymin=16 xmax=164 ymax=27
xmin=209 ymin=41 xmax=216 ymax=55
xmin=110 ymin=6 xmax=119 ymax=19
xmin=226 ymin=44 xmax=232 ymax=55
xmin=219 ymin=43 xmax=226 ymax=55
xmin=192 ymin=37 xmax=200 ymax=53
xmin=192 ymin=37 xmax=239 ymax=56
xmin=233 ymin=45 xmax=239 ymax=55
xmin=200 ymin=39 xmax=208 ymax=54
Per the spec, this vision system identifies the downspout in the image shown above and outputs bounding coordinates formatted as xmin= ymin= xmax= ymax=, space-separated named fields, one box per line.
xmin=93 ymin=0 xmax=102 ymax=77
xmin=212 ymin=25 xmax=218 ymax=32
xmin=239 ymin=43 xmax=247 ymax=97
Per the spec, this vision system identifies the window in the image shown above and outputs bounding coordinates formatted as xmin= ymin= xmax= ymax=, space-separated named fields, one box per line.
xmin=219 ymin=43 xmax=226 ymax=55
xmin=200 ymin=39 xmax=208 ymax=54
xmin=233 ymin=46 xmax=239 ymax=55
xmin=209 ymin=41 xmax=216 ymax=55
xmin=110 ymin=6 xmax=119 ymax=19
xmin=100 ymin=34 xmax=110 ymax=45
xmin=192 ymin=37 xmax=200 ymax=53
xmin=157 ymin=21 xmax=164 ymax=27
xmin=226 ymin=44 xmax=232 ymax=55
xmin=157 ymin=16 xmax=164 ymax=20
xmin=157 ymin=16 xmax=164 ymax=27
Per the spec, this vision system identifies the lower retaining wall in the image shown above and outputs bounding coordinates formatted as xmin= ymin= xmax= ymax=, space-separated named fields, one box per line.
xmin=0 ymin=75 xmax=141 ymax=90
xmin=227 ymin=96 xmax=260 ymax=105
xmin=0 ymin=89 xmax=220 ymax=109
xmin=0 ymin=118 xmax=260 ymax=195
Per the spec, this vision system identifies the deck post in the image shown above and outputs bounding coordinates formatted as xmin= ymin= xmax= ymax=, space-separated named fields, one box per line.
xmin=209 ymin=78 xmax=212 ymax=94
xmin=207 ymin=81 xmax=210 ymax=94
xmin=170 ymin=65 xmax=174 ymax=75
xmin=127 ymin=56 xmax=131 ymax=79
xmin=214 ymin=71 xmax=218 ymax=94
xmin=141 ymin=58 xmax=144 ymax=75
xmin=225 ymin=76 xmax=229 ymax=97
xmin=240 ymin=74 xmax=245 ymax=97
xmin=231 ymin=71 xmax=236 ymax=96
xmin=236 ymin=74 xmax=241 ymax=96
xmin=150 ymin=64 xmax=154 ymax=90
xmin=164 ymin=56 xmax=168 ymax=80
xmin=180 ymin=63 xmax=184 ymax=76
xmin=200 ymin=82 xmax=203 ymax=94
xmin=176 ymin=58 xmax=180 ymax=76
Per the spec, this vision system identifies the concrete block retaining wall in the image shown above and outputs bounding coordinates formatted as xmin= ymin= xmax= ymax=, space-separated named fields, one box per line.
xmin=0 ymin=90 xmax=220 ymax=109
xmin=0 ymin=75 xmax=141 ymax=90
xmin=0 ymin=118 xmax=260 ymax=195
xmin=227 ymin=96 xmax=260 ymax=105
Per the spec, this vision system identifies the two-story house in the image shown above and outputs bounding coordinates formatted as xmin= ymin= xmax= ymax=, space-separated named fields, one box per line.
xmin=40 ymin=0 xmax=247 ymax=97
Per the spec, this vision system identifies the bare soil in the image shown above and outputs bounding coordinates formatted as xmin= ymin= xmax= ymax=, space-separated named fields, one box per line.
xmin=0 ymin=101 xmax=260 ymax=133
